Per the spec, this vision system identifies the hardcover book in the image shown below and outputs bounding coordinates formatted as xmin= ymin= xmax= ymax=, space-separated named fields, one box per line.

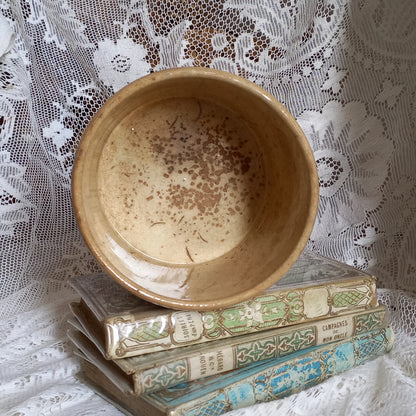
xmin=68 ymin=303 xmax=387 ymax=394
xmin=70 ymin=250 xmax=378 ymax=359
xmin=74 ymin=326 xmax=394 ymax=416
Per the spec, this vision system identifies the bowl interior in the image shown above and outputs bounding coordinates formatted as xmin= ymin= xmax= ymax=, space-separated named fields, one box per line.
xmin=73 ymin=68 xmax=318 ymax=310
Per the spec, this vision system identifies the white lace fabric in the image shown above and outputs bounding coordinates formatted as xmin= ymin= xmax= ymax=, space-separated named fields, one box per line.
xmin=0 ymin=1 xmax=415 ymax=415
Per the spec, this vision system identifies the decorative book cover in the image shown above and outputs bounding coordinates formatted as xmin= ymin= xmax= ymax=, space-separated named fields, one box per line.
xmin=68 ymin=303 xmax=387 ymax=394
xmin=70 ymin=250 xmax=378 ymax=359
xmin=75 ymin=326 xmax=394 ymax=416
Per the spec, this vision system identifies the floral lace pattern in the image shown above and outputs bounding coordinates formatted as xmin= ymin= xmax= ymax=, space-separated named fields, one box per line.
xmin=93 ymin=38 xmax=151 ymax=92
xmin=0 ymin=0 xmax=415 ymax=415
xmin=298 ymin=100 xmax=392 ymax=248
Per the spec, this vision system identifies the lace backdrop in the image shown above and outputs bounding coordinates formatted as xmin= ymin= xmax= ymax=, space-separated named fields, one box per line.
xmin=1 ymin=1 xmax=415 ymax=415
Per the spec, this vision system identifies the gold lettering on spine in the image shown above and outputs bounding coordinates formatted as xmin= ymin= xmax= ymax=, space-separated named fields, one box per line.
xmin=316 ymin=315 xmax=354 ymax=345
xmin=171 ymin=311 xmax=203 ymax=343
xmin=217 ymin=350 xmax=224 ymax=372
xmin=188 ymin=346 xmax=234 ymax=380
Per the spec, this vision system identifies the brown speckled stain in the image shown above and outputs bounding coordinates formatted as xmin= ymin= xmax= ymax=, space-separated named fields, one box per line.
xmin=98 ymin=97 xmax=266 ymax=264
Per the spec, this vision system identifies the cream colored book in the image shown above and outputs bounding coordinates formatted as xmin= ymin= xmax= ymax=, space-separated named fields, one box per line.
xmin=68 ymin=305 xmax=386 ymax=395
xmin=70 ymin=250 xmax=378 ymax=359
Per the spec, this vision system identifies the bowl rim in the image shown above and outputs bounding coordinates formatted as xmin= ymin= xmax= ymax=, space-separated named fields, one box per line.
xmin=72 ymin=67 xmax=319 ymax=310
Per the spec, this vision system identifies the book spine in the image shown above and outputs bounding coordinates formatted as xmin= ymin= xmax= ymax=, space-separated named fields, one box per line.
xmin=172 ymin=326 xmax=394 ymax=416
xmin=133 ymin=308 xmax=386 ymax=394
xmin=105 ymin=276 xmax=377 ymax=359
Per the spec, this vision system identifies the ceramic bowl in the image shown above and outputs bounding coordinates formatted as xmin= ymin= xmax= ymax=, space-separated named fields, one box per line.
xmin=72 ymin=67 xmax=318 ymax=310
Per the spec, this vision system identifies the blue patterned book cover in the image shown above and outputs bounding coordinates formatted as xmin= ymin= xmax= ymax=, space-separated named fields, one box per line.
xmin=78 ymin=326 xmax=394 ymax=416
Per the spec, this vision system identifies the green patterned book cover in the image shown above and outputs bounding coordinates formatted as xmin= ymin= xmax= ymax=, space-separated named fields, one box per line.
xmin=70 ymin=250 xmax=378 ymax=359
xmin=68 ymin=304 xmax=386 ymax=394
xmin=75 ymin=326 xmax=394 ymax=416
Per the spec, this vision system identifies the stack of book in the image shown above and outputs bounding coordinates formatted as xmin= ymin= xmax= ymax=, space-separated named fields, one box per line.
xmin=67 ymin=250 xmax=394 ymax=416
